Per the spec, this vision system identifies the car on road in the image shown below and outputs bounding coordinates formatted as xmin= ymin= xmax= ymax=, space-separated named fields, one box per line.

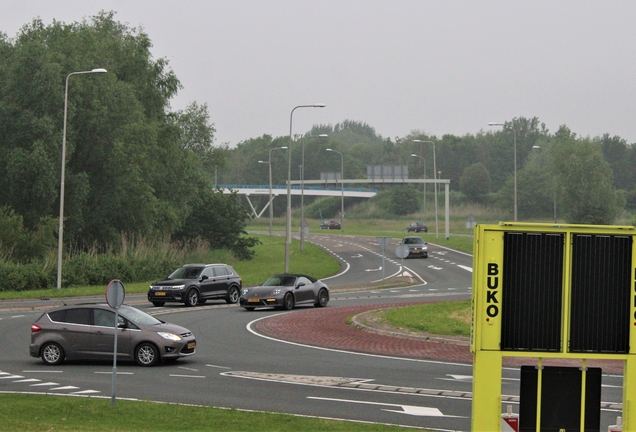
xmin=320 ymin=220 xmax=342 ymax=230
xmin=239 ymin=274 xmax=330 ymax=311
xmin=406 ymin=221 xmax=428 ymax=233
xmin=399 ymin=236 xmax=428 ymax=258
xmin=29 ymin=304 xmax=196 ymax=366
xmin=148 ymin=263 xmax=242 ymax=307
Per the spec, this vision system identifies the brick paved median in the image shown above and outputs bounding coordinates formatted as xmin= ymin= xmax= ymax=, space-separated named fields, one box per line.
xmin=253 ymin=302 xmax=623 ymax=375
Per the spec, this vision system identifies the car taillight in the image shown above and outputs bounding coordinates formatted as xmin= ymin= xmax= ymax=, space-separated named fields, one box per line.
xmin=31 ymin=324 xmax=41 ymax=333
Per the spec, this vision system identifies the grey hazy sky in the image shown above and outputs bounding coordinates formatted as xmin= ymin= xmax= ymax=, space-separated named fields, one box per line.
xmin=2 ymin=1 xmax=635 ymax=145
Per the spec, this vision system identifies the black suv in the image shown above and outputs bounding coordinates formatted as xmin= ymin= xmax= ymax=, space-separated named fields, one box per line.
xmin=148 ymin=264 xmax=242 ymax=307
xmin=406 ymin=221 xmax=428 ymax=233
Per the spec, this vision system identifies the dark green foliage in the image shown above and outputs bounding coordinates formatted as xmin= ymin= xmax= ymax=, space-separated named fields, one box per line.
xmin=174 ymin=189 xmax=261 ymax=260
xmin=0 ymin=206 xmax=57 ymax=262
xmin=0 ymin=13 xmax=259 ymax=279
xmin=388 ymin=187 xmax=420 ymax=215
xmin=551 ymin=126 xmax=624 ymax=224
xmin=305 ymin=197 xmax=343 ymax=220
xmin=460 ymin=163 xmax=491 ymax=202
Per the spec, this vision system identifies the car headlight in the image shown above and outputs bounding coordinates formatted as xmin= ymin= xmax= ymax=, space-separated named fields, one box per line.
xmin=241 ymin=289 xmax=249 ymax=295
xmin=172 ymin=285 xmax=185 ymax=291
xmin=158 ymin=332 xmax=181 ymax=341
xmin=271 ymin=288 xmax=282 ymax=295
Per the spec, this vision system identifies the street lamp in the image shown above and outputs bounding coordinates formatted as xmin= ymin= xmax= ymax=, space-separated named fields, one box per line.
xmin=259 ymin=146 xmax=288 ymax=236
xmin=285 ymin=104 xmax=325 ymax=273
xmin=489 ymin=121 xmax=518 ymax=221
xmin=532 ymin=145 xmax=557 ymax=222
xmin=410 ymin=154 xmax=427 ymax=222
xmin=57 ymin=68 xmax=107 ymax=291
xmin=326 ymin=148 xmax=344 ymax=232
xmin=300 ymin=134 xmax=328 ymax=251
xmin=413 ymin=139 xmax=438 ymax=238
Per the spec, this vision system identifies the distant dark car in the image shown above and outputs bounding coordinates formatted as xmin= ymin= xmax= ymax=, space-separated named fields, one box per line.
xmin=406 ymin=222 xmax=428 ymax=233
xmin=400 ymin=236 xmax=428 ymax=258
xmin=148 ymin=263 xmax=242 ymax=307
xmin=239 ymin=274 xmax=329 ymax=311
xmin=320 ymin=220 xmax=342 ymax=230
xmin=30 ymin=304 xmax=196 ymax=366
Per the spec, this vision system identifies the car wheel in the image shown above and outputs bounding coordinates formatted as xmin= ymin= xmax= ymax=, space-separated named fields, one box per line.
xmin=152 ymin=301 xmax=165 ymax=307
xmin=244 ymin=307 xmax=255 ymax=311
xmin=135 ymin=343 xmax=159 ymax=366
xmin=226 ymin=286 xmax=240 ymax=304
xmin=185 ymin=289 xmax=199 ymax=307
xmin=282 ymin=292 xmax=295 ymax=310
xmin=41 ymin=342 xmax=65 ymax=365
xmin=314 ymin=289 xmax=329 ymax=307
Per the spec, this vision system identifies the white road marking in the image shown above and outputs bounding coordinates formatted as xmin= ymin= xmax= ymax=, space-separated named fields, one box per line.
xmin=95 ymin=371 xmax=134 ymax=375
xmin=457 ymin=265 xmax=472 ymax=272
xmin=50 ymin=385 xmax=80 ymax=391
xmin=30 ymin=382 xmax=59 ymax=386
xmin=206 ymin=364 xmax=231 ymax=369
xmin=307 ymin=396 xmax=452 ymax=417
xmin=169 ymin=374 xmax=206 ymax=379
xmin=0 ymin=375 xmax=23 ymax=379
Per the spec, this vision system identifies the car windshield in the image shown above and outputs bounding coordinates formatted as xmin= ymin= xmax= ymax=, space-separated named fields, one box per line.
xmin=119 ymin=305 xmax=162 ymax=326
xmin=404 ymin=237 xmax=424 ymax=245
xmin=263 ymin=276 xmax=297 ymax=287
xmin=168 ymin=266 xmax=203 ymax=280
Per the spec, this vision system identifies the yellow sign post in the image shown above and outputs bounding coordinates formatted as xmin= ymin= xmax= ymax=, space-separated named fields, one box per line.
xmin=471 ymin=222 xmax=636 ymax=431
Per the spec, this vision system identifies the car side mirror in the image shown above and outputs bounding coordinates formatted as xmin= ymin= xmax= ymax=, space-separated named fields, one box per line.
xmin=200 ymin=275 xmax=209 ymax=281
xmin=296 ymin=283 xmax=305 ymax=288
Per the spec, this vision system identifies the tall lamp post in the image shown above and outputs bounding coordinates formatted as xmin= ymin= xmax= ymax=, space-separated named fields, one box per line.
xmin=285 ymin=104 xmax=325 ymax=273
xmin=489 ymin=121 xmax=518 ymax=221
xmin=326 ymin=148 xmax=344 ymax=231
xmin=410 ymin=154 xmax=427 ymax=222
xmin=258 ymin=146 xmax=288 ymax=236
xmin=300 ymin=134 xmax=328 ymax=251
xmin=413 ymin=139 xmax=438 ymax=238
xmin=57 ymin=68 xmax=107 ymax=291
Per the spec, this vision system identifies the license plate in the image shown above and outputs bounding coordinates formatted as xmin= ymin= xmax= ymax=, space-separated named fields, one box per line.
xmin=248 ymin=298 xmax=260 ymax=303
xmin=156 ymin=291 xmax=166 ymax=296
xmin=187 ymin=342 xmax=196 ymax=349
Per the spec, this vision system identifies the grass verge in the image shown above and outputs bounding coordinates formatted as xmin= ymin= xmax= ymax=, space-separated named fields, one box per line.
xmin=0 ymin=394 xmax=425 ymax=431
xmin=382 ymin=300 xmax=471 ymax=337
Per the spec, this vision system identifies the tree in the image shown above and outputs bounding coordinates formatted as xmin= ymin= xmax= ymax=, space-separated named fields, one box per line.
xmin=174 ymin=188 xmax=260 ymax=260
xmin=0 ymin=12 xmax=259 ymax=262
xmin=388 ymin=187 xmax=420 ymax=216
xmin=551 ymin=126 xmax=623 ymax=224
xmin=460 ymin=163 xmax=491 ymax=202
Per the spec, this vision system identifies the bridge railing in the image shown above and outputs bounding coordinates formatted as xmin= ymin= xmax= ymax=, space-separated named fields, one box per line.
xmin=218 ymin=184 xmax=378 ymax=193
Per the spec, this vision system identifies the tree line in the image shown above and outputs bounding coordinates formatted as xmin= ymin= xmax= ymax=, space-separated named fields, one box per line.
xmin=218 ymin=118 xmax=631 ymax=225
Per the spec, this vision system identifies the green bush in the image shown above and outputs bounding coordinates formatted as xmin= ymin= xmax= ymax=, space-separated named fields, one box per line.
xmin=0 ymin=236 xmax=236 ymax=292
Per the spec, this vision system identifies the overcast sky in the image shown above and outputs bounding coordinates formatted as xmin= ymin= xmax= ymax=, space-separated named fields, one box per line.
xmin=2 ymin=1 xmax=635 ymax=146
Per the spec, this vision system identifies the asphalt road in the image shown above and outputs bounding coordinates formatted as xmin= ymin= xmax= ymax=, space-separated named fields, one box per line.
xmin=0 ymin=233 xmax=625 ymax=431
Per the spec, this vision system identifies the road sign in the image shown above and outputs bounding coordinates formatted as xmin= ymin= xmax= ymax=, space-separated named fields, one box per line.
xmin=395 ymin=244 xmax=409 ymax=259
xmin=106 ymin=279 xmax=125 ymax=309
xmin=376 ymin=236 xmax=391 ymax=251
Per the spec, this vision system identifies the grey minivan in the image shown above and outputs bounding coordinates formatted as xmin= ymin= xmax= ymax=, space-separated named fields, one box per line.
xmin=30 ymin=304 xmax=196 ymax=366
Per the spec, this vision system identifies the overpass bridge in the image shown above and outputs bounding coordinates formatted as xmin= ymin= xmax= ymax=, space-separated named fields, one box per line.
xmin=220 ymin=177 xmax=450 ymax=238
xmin=219 ymin=184 xmax=377 ymax=219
